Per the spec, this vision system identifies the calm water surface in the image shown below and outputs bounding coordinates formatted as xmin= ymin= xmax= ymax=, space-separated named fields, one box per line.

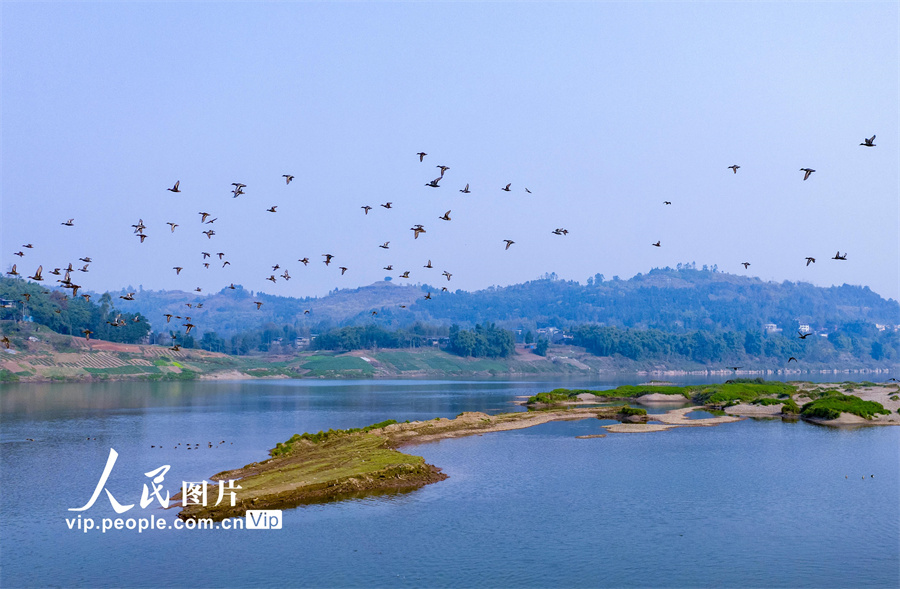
xmin=1 ymin=377 xmax=898 ymax=588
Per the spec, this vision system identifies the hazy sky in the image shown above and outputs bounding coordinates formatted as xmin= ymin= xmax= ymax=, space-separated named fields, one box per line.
xmin=3 ymin=2 xmax=898 ymax=302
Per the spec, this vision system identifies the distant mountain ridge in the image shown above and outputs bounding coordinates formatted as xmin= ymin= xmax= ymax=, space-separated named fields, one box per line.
xmin=107 ymin=267 xmax=899 ymax=337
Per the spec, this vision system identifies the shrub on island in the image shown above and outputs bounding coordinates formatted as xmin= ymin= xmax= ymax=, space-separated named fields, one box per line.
xmin=800 ymin=394 xmax=890 ymax=421
xmin=619 ymin=406 xmax=647 ymax=416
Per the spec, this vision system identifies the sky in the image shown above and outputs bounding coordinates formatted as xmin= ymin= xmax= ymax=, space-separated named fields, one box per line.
xmin=2 ymin=2 xmax=898 ymax=304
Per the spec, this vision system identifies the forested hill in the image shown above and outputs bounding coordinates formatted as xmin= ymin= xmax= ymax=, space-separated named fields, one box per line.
xmin=95 ymin=267 xmax=898 ymax=336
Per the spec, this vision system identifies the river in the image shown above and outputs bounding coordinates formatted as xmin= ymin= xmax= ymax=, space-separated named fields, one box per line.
xmin=1 ymin=376 xmax=897 ymax=588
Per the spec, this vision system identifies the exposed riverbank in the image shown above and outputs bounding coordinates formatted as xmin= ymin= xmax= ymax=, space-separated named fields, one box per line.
xmin=1 ymin=325 xmax=893 ymax=383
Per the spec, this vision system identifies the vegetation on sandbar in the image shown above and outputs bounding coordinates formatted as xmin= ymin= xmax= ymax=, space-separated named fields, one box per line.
xmin=800 ymin=394 xmax=891 ymax=420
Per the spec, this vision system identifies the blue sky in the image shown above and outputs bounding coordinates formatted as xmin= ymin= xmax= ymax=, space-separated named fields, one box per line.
xmin=2 ymin=2 xmax=898 ymax=302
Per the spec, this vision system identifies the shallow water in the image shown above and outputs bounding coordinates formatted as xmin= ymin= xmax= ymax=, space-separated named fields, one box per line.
xmin=1 ymin=377 xmax=897 ymax=588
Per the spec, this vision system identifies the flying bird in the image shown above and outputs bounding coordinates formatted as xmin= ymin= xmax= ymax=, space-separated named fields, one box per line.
xmin=217 ymin=252 xmax=225 ymax=259
xmin=525 ymin=187 xmax=532 ymax=194
xmin=299 ymin=258 xmax=310 ymax=266
xmin=442 ymin=271 xmax=452 ymax=281
xmin=460 ymin=184 xmax=470 ymax=193
xmin=202 ymin=230 xmax=215 ymax=239
xmin=254 ymin=301 xmax=263 ymax=309
xmin=266 ymin=206 xmax=277 ymax=213
xmin=502 ymin=183 xmax=511 ymax=192
xmin=381 ymin=202 xmax=392 ymax=209
xmin=199 ymin=212 xmax=211 ymax=223
xmin=13 ymin=251 xmax=24 ymax=257
xmin=425 ymin=177 xmax=441 ymax=188
xmin=78 ymin=264 xmax=89 ymax=272
xmin=266 ymin=275 xmax=276 ymax=283
xmin=436 ymin=165 xmax=450 ymax=176
xmin=28 ymin=266 xmax=43 ymax=281
xmin=417 ymin=152 xmax=427 ymax=162
xmin=168 ymin=181 xmax=181 ymax=193
xmin=805 ymin=257 xmax=816 ymax=266
xmin=6 ymin=265 xmax=19 ymax=276
xmin=136 ymin=234 xmax=148 ymax=243
xmin=503 ymin=240 xmax=515 ymax=250
xmin=741 ymin=262 xmax=751 ymax=269
xmin=362 ymin=206 xmax=372 ymax=215
xmin=79 ymin=257 xmax=92 ymax=263
xmin=202 ymin=252 xmax=211 ymax=259
xmin=798 ymin=332 xmax=812 ymax=339
xmin=832 ymin=251 xmax=847 ymax=260
xmin=800 ymin=168 xmax=815 ymax=181
xmin=399 ymin=271 xmax=410 ymax=278
xmin=120 ymin=292 xmax=135 ymax=301
xmin=82 ymin=329 xmax=93 ymax=340
xmin=339 ymin=267 xmax=348 ymax=275
xmin=424 ymin=260 xmax=433 ymax=268
xmin=859 ymin=135 xmax=876 ymax=147
xmin=788 ymin=357 xmax=797 ymax=363
xmin=272 ymin=264 xmax=280 ymax=271
xmin=652 ymin=241 xmax=661 ymax=247
xmin=411 ymin=225 xmax=426 ymax=239
xmin=323 ymin=254 xmax=334 ymax=265
xmin=61 ymin=219 xmax=74 ymax=226
xmin=384 ymin=265 xmax=393 ymax=271
xmin=379 ymin=242 xmax=390 ymax=249
xmin=439 ymin=210 xmax=451 ymax=221
xmin=283 ymin=174 xmax=294 ymax=184
xmin=728 ymin=165 xmax=740 ymax=174
xmin=663 ymin=201 xmax=672 ymax=205
xmin=424 ymin=292 xmax=432 ymax=300
xmin=164 ymin=314 xmax=173 ymax=323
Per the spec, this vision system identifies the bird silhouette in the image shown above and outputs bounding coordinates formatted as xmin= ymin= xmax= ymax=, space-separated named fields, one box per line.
xmin=503 ymin=240 xmax=515 ymax=250
xmin=79 ymin=257 xmax=92 ymax=263
xmin=272 ymin=264 xmax=280 ymax=271
xmin=805 ymin=257 xmax=816 ymax=266
xmin=167 ymin=222 xmax=178 ymax=233
xmin=399 ymin=271 xmax=410 ymax=278
xmin=502 ymin=183 xmax=511 ymax=192
xmin=283 ymin=174 xmax=294 ymax=184
xmin=205 ymin=217 xmax=217 ymax=225
xmin=339 ymin=267 xmax=348 ymax=275
xmin=384 ymin=265 xmax=393 ymax=271
xmin=525 ymin=187 xmax=532 ymax=194
xmin=254 ymin=301 xmax=263 ymax=309
xmin=832 ymin=251 xmax=847 ymax=260
xmin=436 ymin=165 xmax=449 ymax=177
xmin=652 ymin=241 xmax=661 ymax=247
xmin=860 ymin=135 xmax=876 ymax=147
xmin=266 ymin=206 xmax=277 ymax=213
xmin=424 ymin=260 xmax=433 ymax=268
xmin=362 ymin=206 xmax=372 ymax=215
xmin=379 ymin=242 xmax=390 ymax=249
xmin=120 ymin=292 xmax=135 ymax=301
xmin=22 ymin=244 xmax=33 ymax=249
xmin=460 ymin=184 xmax=470 ymax=193
xmin=298 ymin=258 xmax=310 ymax=266
xmin=168 ymin=181 xmax=181 ymax=193
xmin=424 ymin=292 xmax=432 ymax=300
xmin=442 ymin=271 xmax=452 ymax=281
xmin=417 ymin=152 xmax=427 ymax=162
xmin=788 ymin=357 xmax=797 ymax=363
xmin=6 ymin=264 xmax=19 ymax=276
xmin=798 ymin=332 xmax=812 ymax=339
xmin=411 ymin=225 xmax=426 ymax=239
xmin=61 ymin=219 xmax=74 ymax=226
xmin=217 ymin=252 xmax=225 ymax=259
xmin=425 ymin=177 xmax=441 ymax=188
xmin=202 ymin=230 xmax=215 ymax=239
xmin=439 ymin=210 xmax=451 ymax=221
xmin=136 ymin=234 xmax=148 ymax=243
xmin=164 ymin=314 xmax=173 ymax=323
xmin=199 ymin=212 xmax=211 ymax=223
xmin=663 ymin=201 xmax=671 ymax=205
xmin=78 ymin=264 xmax=89 ymax=272
xmin=381 ymin=202 xmax=392 ymax=209
xmin=83 ymin=329 xmax=93 ymax=340
xmin=323 ymin=254 xmax=334 ymax=266
xmin=741 ymin=262 xmax=751 ymax=269
xmin=28 ymin=266 xmax=43 ymax=281
xmin=800 ymin=168 xmax=815 ymax=181
xmin=728 ymin=165 xmax=740 ymax=174
xmin=13 ymin=251 xmax=24 ymax=257
xmin=202 ymin=252 xmax=211 ymax=259
xmin=266 ymin=275 xmax=276 ymax=283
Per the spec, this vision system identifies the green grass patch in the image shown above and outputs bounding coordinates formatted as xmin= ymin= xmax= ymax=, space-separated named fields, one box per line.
xmin=801 ymin=394 xmax=891 ymax=420
xmin=300 ymin=355 xmax=375 ymax=377
xmin=619 ymin=406 xmax=647 ymax=416
xmin=0 ymin=368 xmax=20 ymax=382
xmin=271 ymin=419 xmax=400 ymax=457
xmin=691 ymin=382 xmax=796 ymax=405
xmin=84 ymin=365 xmax=161 ymax=375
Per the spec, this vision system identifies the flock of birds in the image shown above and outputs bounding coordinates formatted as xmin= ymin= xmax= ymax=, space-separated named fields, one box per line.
xmin=1 ymin=134 xmax=880 ymax=354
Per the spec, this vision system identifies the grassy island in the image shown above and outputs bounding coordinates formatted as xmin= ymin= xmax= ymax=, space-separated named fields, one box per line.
xmin=178 ymin=406 xmax=626 ymax=522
